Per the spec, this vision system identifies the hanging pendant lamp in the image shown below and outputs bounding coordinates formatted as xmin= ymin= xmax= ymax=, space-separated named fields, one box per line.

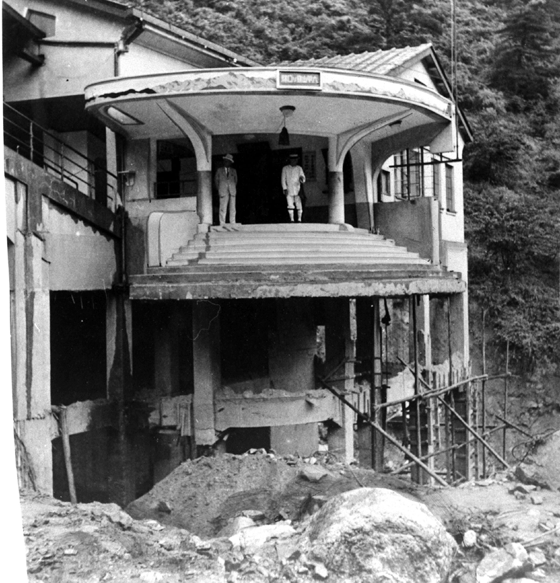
xmin=278 ymin=105 xmax=296 ymax=146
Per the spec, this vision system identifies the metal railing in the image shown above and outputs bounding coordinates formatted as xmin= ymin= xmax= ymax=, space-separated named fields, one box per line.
xmin=3 ymin=102 xmax=119 ymax=209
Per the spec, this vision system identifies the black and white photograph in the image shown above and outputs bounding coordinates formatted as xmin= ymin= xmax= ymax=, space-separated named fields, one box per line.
xmin=3 ymin=0 xmax=560 ymax=581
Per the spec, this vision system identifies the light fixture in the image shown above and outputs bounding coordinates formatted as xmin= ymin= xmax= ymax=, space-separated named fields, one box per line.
xmin=118 ymin=170 xmax=136 ymax=187
xmin=278 ymin=105 xmax=296 ymax=146
xmin=106 ymin=106 xmax=143 ymax=125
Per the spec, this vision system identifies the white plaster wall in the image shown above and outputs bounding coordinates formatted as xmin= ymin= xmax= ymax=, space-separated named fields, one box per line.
xmin=5 ymin=45 xmax=115 ymax=102
xmin=439 ymin=155 xmax=465 ymax=244
xmin=398 ymin=59 xmax=438 ymax=92
xmin=12 ymin=0 xmax=124 ymax=41
xmin=45 ymin=202 xmax=117 ymax=290
xmin=121 ymin=43 xmax=197 ymax=76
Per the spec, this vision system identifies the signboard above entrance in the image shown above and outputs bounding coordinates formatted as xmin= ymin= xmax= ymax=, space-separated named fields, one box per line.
xmin=277 ymin=70 xmax=322 ymax=90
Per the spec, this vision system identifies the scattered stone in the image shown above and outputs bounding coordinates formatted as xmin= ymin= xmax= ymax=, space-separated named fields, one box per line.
xmin=299 ymin=488 xmax=456 ymax=583
xmin=144 ymin=520 xmax=165 ymax=531
xmin=515 ymin=464 xmax=551 ymax=490
xmin=476 ymin=543 xmax=530 ymax=583
xmin=313 ymin=562 xmax=329 ymax=579
xmin=139 ymin=572 xmax=164 ymax=582
xmin=229 ymin=523 xmax=296 ymax=552
xmin=530 ymin=494 xmax=544 ymax=505
xmin=529 ymin=549 xmax=546 ymax=567
xmin=241 ymin=510 xmax=266 ymax=521
xmin=104 ymin=508 xmax=133 ymax=530
xmin=299 ymin=465 xmax=330 ymax=483
xmin=156 ymin=500 xmax=173 ymax=513
xmin=63 ymin=548 xmax=77 ymax=555
xmin=463 ymin=530 xmax=477 ymax=548
xmin=218 ymin=516 xmax=256 ymax=537
xmin=509 ymin=484 xmax=537 ymax=495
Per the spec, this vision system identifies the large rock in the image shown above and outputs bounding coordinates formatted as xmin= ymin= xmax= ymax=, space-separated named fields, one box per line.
xmin=298 ymin=487 xmax=456 ymax=583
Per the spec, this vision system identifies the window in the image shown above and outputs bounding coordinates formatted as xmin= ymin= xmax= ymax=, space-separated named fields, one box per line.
xmin=302 ymin=151 xmax=316 ymax=181
xmin=394 ymin=149 xmax=424 ymax=199
xmin=445 ymin=164 xmax=455 ymax=212
xmin=155 ymin=139 xmax=196 ymax=199
xmin=377 ymin=169 xmax=390 ymax=198
xmin=27 ymin=10 xmax=56 ymax=37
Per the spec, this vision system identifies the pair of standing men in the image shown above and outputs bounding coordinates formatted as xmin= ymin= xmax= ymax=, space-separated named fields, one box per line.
xmin=214 ymin=152 xmax=306 ymax=225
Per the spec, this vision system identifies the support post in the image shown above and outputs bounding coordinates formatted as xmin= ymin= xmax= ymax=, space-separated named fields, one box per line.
xmin=371 ymin=299 xmax=384 ymax=470
xmin=197 ymin=170 xmax=213 ymax=228
xmin=59 ymin=407 xmax=77 ymax=504
xmin=325 ymin=298 xmax=355 ymax=462
xmin=192 ymin=300 xmax=221 ymax=448
xmin=328 ymin=171 xmax=345 ymax=224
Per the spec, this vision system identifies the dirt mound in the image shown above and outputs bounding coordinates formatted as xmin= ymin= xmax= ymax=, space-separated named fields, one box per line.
xmin=125 ymin=450 xmax=418 ymax=538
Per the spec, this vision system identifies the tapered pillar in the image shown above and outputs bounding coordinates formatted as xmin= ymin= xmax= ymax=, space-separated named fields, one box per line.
xmin=192 ymin=300 xmax=221 ymax=447
xmin=325 ymin=298 xmax=355 ymax=462
xmin=328 ymin=171 xmax=345 ymax=224
xmin=197 ymin=170 xmax=213 ymax=228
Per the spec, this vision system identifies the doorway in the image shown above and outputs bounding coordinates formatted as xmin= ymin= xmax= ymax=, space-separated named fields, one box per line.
xmin=232 ymin=142 xmax=303 ymax=224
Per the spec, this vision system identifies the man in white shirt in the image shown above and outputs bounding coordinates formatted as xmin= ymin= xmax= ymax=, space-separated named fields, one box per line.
xmin=214 ymin=153 xmax=238 ymax=226
xmin=281 ymin=153 xmax=306 ymax=222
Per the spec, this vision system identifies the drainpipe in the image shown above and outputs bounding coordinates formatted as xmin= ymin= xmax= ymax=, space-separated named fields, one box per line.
xmin=114 ymin=19 xmax=144 ymax=77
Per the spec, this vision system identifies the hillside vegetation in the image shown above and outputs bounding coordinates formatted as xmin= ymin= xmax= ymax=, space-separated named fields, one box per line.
xmin=129 ymin=0 xmax=560 ymax=378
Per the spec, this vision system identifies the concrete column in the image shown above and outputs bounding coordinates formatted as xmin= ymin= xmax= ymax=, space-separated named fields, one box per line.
xmin=197 ymin=170 xmax=213 ymax=228
xmin=106 ymin=293 xmax=133 ymax=401
xmin=328 ymin=171 xmax=345 ymax=224
xmin=192 ymin=300 xmax=221 ymax=447
xmin=371 ymin=299 xmax=384 ymax=471
xmin=269 ymin=298 xmax=318 ymax=456
xmin=105 ymin=128 xmax=119 ymax=210
xmin=324 ymin=298 xmax=355 ymax=463
xmin=106 ymin=292 xmax=135 ymax=506
xmin=10 ymin=175 xmax=52 ymax=494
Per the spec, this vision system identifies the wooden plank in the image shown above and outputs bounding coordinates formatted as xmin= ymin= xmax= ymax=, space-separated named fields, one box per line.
xmin=50 ymin=399 xmax=116 ymax=439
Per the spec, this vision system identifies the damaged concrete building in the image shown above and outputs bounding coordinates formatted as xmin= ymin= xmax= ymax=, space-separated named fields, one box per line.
xmin=5 ymin=0 xmax=473 ymax=506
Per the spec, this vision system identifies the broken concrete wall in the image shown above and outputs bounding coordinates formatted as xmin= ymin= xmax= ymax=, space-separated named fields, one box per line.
xmin=374 ymin=197 xmax=438 ymax=261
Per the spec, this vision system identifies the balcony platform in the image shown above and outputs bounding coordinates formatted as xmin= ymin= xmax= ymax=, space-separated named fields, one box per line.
xmin=130 ymin=223 xmax=466 ymax=300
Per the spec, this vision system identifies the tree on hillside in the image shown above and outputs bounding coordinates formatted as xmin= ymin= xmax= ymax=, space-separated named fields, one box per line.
xmin=490 ymin=0 xmax=560 ymax=107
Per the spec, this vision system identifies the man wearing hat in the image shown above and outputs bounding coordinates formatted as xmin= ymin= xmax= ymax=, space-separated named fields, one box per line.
xmin=281 ymin=153 xmax=306 ymax=222
xmin=214 ymin=153 xmax=238 ymax=225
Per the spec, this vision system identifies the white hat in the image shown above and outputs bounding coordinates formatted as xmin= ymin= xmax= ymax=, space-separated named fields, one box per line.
xmin=223 ymin=154 xmax=234 ymax=163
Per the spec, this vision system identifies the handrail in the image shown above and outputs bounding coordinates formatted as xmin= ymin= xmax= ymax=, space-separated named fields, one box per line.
xmin=3 ymin=102 xmax=119 ymax=209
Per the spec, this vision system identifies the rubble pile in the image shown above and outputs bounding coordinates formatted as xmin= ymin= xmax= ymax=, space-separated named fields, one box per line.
xmin=20 ymin=446 xmax=560 ymax=582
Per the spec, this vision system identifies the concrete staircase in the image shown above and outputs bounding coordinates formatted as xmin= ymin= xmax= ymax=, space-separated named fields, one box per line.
xmin=166 ymin=223 xmax=431 ymax=268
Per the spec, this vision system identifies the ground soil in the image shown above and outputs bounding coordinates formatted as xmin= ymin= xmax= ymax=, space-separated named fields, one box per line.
xmin=20 ymin=445 xmax=560 ymax=582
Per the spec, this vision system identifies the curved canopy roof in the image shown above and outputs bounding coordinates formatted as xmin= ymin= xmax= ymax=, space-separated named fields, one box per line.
xmin=84 ymin=64 xmax=454 ymax=148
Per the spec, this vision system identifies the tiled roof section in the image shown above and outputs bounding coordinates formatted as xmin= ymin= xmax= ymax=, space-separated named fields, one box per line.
xmin=272 ymin=44 xmax=433 ymax=76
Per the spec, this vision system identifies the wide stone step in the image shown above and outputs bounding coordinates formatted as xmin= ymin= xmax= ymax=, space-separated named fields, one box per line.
xmin=185 ymin=255 xmax=428 ymax=266
xmin=181 ymin=237 xmax=398 ymax=251
xmin=171 ymin=243 xmax=418 ymax=261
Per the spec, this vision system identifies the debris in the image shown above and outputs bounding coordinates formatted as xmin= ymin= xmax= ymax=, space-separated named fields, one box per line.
xmin=463 ymin=530 xmax=477 ymax=548
xmin=313 ymin=561 xmax=329 ymax=579
xmin=299 ymin=465 xmax=331 ymax=483
xmin=156 ymin=500 xmax=173 ymax=513
xmin=515 ymin=464 xmax=551 ymax=490
xmin=530 ymin=494 xmax=544 ymax=505
xmin=299 ymin=488 xmax=456 ymax=583
xmin=529 ymin=550 xmax=546 ymax=567
xmin=229 ymin=523 xmax=296 ymax=552
xmin=476 ymin=543 xmax=530 ymax=583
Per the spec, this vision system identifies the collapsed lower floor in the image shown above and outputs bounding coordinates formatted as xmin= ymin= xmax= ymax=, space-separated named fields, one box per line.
xmin=14 ymin=288 xmax=476 ymax=506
